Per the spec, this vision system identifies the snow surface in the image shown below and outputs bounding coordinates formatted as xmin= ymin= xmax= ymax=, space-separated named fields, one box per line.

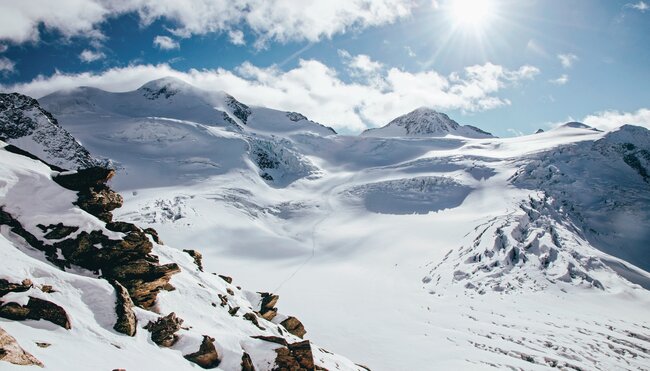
xmin=20 ymin=79 xmax=650 ymax=370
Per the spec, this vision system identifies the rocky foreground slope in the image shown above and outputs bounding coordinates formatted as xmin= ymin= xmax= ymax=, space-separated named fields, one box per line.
xmin=0 ymin=142 xmax=363 ymax=370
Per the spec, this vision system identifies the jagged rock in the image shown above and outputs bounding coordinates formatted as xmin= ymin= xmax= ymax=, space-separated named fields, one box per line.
xmin=54 ymin=167 xmax=123 ymax=222
xmin=107 ymin=260 xmax=180 ymax=309
xmin=0 ymin=279 xmax=32 ymax=297
xmin=273 ymin=340 xmax=315 ymax=371
xmin=218 ymin=275 xmax=232 ymax=284
xmin=0 ymin=326 xmax=44 ymax=367
xmin=183 ymin=249 xmax=204 ymax=271
xmin=184 ymin=335 xmax=220 ymax=369
xmin=259 ymin=292 xmax=279 ymax=320
xmin=145 ymin=312 xmax=183 ymax=347
xmin=241 ymin=352 xmax=255 ymax=371
xmin=227 ymin=288 xmax=235 ymax=296
xmin=143 ymin=227 xmax=163 ymax=244
xmin=112 ymin=281 xmax=137 ymax=336
xmin=105 ymin=221 xmax=140 ymax=233
xmin=39 ymin=285 xmax=55 ymax=293
xmin=218 ymin=294 xmax=228 ymax=306
xmin=0 ymin=297 xmax=71 ymax=329
xmin=280 ymin=317 xmax=307 ymax=339
xmin=37 ymin=223 xmax=79 ymax=240
xmin=229 ymin=306 xmax=240 ymax=316
xmin=243 ymin=313 xmax=264 ymax=330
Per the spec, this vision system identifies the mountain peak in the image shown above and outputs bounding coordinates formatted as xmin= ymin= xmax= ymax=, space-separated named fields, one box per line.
xmin=138 ymin=76 xmax=194 ymax=99
xmin=361 ymin=107 xmax=493 ymax=138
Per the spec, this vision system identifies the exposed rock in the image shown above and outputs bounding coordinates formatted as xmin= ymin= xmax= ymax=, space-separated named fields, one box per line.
xmin=251 ymin=335 xmax=288 ymax=346
xmin=39 ymin=285 xmax=55 ymax=293
xmin=184 ymin=335 xmax=220 ymax=369
xmin=229 ymin=306 xmax=240 ymax=316
xmin=183 ymin=249 xmax=204 ymax=271
xmin=0 ymin=326 xmax=44 ymax=367
xmin=241 ymin=351 xmax=255 ymax=371
xmin=143 ymin=227 xmax=163 ymax=244
xmin=280 ymin=317 xmax=307 ymax=339
xmin=112 ymin=281 xmax=137 ymax=336
xmin=35 ymin=342 xmax=50 ymax=348
xmin=53 ymin=167 xmax=123 ymax=222
xmin=0 ymin=297 xmax=71 ymax=329
xmin=243 ymin=313 xmax=264 ymax=330
xmin=259 ymin=292 xmax=279 ymax=321
xmin=37 ymin=223 xmax=79 ymax=240
xmin=273 ymin=340 xmax=315 ymax=371
xmin=218 ymin=275 xmax=232 ymax=284
xmin=227 ymin=288 xmax=235 ymax=296
xmin=0 ymin=279 xmax=32 ymax=297
xmin=145 ymin=312 xmax=183 ymax=347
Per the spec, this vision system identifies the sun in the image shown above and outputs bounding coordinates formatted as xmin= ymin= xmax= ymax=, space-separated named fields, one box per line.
xmin=446 ymin=0 xmax=497 ymax=31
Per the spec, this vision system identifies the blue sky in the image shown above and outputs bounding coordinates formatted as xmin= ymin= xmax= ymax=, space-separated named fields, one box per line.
xmin=0 ymin=0 xmax=649 ymax=136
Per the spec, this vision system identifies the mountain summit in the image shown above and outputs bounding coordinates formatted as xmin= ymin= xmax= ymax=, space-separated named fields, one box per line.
xmin=361 ymin=107 xmax=494 ymax=138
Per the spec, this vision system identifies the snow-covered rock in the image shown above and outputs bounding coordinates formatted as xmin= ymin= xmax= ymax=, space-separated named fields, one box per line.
xmin=0 ymin=92 xmax=100 ymax=170
xmin=361 ymin=107 xmax=494 ymax=138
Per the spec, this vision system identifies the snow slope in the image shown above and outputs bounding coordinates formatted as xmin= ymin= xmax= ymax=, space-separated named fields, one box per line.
xmin=9 ymin=80 xmax=649 ymax=370
xmin=0 ymin=142 xmax=364 ymax=370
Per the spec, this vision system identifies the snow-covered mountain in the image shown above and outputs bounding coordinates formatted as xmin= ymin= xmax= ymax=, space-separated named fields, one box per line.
xmin=0 ymin=141 xmax=363 ymax=370
xmin=361 ymin=107 xmax=494 ymax=138
xmin=0 ymin=93 xmax=100 ymax=170
xmin=2 ymin=80 xmax=649 ymax=370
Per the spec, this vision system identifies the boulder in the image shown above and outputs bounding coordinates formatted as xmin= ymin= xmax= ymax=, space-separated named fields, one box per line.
xmin=0 ymin=297 xmax=71 ymax=329
xmin=184 ymin=335 xmax=220 ymax=369
xmin=183 ymin=249 xmax=204 ymax=271
xmin=280 ymin=317 xmax=307 ymax=339
xmin=145 ymin=312 xmax=183 ymax=347
xmin=218 ymin=275 xmax=232 ymax=284
xmin=112 ymin=281 xmax=137 ymax=336
xmin=241 ymin=352 xmax=255 ymax=371
xmin=243 ymin=313 xmax=264 ymax=330
xmin=274 ymin=340 xmax=315 ymax=371
xmin=0 ymin=326 xmax=44 ymax=367
xmin=143 ymin=227 xmax=163 ymax=244
xmin=37 ymin=223 xmax=79 ymax=240
xmin=258 ymin=292 xmax=279 ymax=321
xmin=0 ymin=279 xmax=32 ymax=297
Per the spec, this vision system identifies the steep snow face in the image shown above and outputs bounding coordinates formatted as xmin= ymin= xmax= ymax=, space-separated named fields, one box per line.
xmin=0 ymin=93 xmax=99 ymax=170
xmin=0 ymin=144 xmax=363 ymax=371
xmin=361 ymin=107 xmax=494 ymax=138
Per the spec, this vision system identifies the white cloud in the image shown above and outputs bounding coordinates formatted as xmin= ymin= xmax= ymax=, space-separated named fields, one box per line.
xmin=0 ymin=60 xmax=540 ymax=132
xmin=626 ymin=1 xmax=649 ymax=12
xmin=0 ymin=0 xmax=417 ymax=48
xmin=549 ymin=74 xmax=569 ymax=85
xmin=79 ymin=49 xmax=105 ymax=63
xmin=582 ymin=108 xmax=650 ymax=131
xmin=405 ymin=46 xmax=416 ymax=57
xmin=338 ymin=50 xmax=384 ymax=75
xmin=558 ymin=53 xmax=578 ymax=68
xmin=228 ymin=30 xmax=245 ymax=45
xmin=0 ymin=57 xmax=16 ymax=74
xmin=153 ymin=36 xmax=180 ymax=50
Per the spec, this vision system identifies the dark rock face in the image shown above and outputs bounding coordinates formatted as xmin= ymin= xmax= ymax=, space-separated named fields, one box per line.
xmin=241 ymin=351 xmax=255 ymax=371
xmin=273 ymin=340 xmax=315 ymax=371
xmin=259 ymin=292 xmax=279 ymax=321
xmin=0 ymin=279 xmax=32 ymax=297
xmin=0 ymin=326 xmax=44 ymax=367
xmin=112 ymin=281 xmax=137 ymax=336
xmin=143 ymin=228 xmax=163 ymax=244
xmin=184 ymin=335 xmax=220 ymax=369
xmin=280 ymin=317 xmax=306 ymax=339
xmin=183 ymin=249 xmax=204 ymax=271
xmin=0 ymin=297 xmax=71 ymax=329
xmin=218 ymin=275 xmax=232 ymax=284
xmin=145 ymin=312 xmax=183 ymax=347
xmin=225 ymin=95 xmax=251 ymax=124
xmin=243 ymin=313 xmax=264 ymax=330
xmin=37 ymin=223 xmax=79 ymax=240
xmin=54 ymin=167 xmax=123 ymax=223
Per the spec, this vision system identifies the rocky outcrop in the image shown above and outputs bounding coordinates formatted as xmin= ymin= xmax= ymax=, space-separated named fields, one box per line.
xmin=280 ymin=317 xmax=307 ymax=339
xmin=183 ymin=249 xmax=204 ymax=271
xmin=54 ymin=167 xmax=123 ymax=223
xmin=258 ymin=292 xmax=279 ymax=321
xmin=0 ymin=297 xmax=71 ymax=329
xmin=112 ymin=281 xmax=137 ymax=336
xmin=241 ymin=352 xmax=255 ymax=371
xmin=0 ymin=326 xmax=44 ymax=367
xmin=184 ymin=335 xmax=220 ymax=369
xmin=0 ymin=279 xmax=32 ymax=297
xmin=274 ymin=340 xmax=315 ymax=371
xmin=145 ymin=312 xmax=183 ymax=347
xmin=37 ymin=223 xmax=79 ymax=240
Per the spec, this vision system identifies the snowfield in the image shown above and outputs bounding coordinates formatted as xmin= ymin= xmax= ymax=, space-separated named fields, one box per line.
xmin=0 ymin=78 xmax=648 ymax=370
